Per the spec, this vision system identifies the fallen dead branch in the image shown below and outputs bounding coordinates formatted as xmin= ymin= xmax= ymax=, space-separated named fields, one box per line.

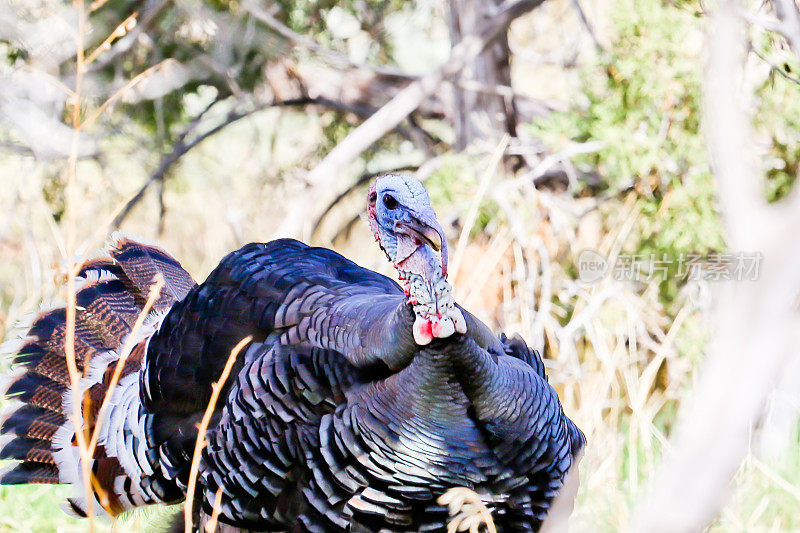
xmin=204 ymin=488 xmax=225 ymax=533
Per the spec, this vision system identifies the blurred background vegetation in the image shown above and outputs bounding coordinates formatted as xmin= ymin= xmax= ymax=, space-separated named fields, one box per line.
xmin=0 ymin=0 xmax=799 ymax=530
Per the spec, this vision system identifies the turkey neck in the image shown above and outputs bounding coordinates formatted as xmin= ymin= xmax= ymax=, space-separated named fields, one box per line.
xmin=418 ymin=335 xmax=510 ymax=418
xmin=406 ymin=335 xmax=495 ymax=400
xmin=400 ymin=270 xmax=458 ymax=322
xmin=393 ymin=237 xmax=468 ymax=346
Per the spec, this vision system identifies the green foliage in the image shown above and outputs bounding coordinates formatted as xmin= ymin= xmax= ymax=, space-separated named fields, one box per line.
xmin=529 ymin=0 xmax=725 ymax=309
xmin=0 ymin=483 xmax=84 ymax=532
xmin=764 ymin=136 xmax=800 ymax=202
xmin=423 ymin=155 xmax=499 ymax=236
xmin=752 ymin=33 xmax=800 ymax=203
xmin=41 ymin=171 xmax=66 ymax=222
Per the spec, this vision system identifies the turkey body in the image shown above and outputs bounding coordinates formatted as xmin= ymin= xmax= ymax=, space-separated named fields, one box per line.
xmin=0 ymin=237 xmax=584 ymax=532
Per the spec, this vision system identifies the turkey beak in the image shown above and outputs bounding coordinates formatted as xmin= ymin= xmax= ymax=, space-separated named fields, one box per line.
xmin=402 ymin=211 xmax=449 ymax=278
xmin=403 ymin=218 xmax=441 ymax=252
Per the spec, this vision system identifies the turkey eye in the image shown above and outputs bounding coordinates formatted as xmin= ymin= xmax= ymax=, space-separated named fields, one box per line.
xmin=383 ymin=195 xmax=398 ymax=210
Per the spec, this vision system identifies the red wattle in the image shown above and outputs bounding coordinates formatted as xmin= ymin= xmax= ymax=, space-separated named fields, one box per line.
xmin=413 ymin=318 xmax=434 ymax=345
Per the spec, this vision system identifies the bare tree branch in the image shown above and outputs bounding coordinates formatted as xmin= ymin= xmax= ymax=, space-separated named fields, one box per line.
xmin=273 ymin=0 xmax=547 ymax=240
xmin=774 ymin=0 xmax=800 ymax=60
xmin=753 ymin=48 xmax=800 ymax=86
xmin=310 ymin=165 xmax=419 ymax=239
xmin=569 ymin=0 xmax=604 ymax=52
xmin=631 ymin=2 xmax=800 ymax=530
xmin=112 ymin=96 xmax=365 ymax=228
xmin=243 ymin=1 xmax=415 ymax=80
xmin=112 ymin=93 xmax=437 ymax=229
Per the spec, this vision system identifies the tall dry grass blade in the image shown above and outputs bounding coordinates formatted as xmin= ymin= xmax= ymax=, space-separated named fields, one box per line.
xmin=89 ymin=0 xmax=111 ymax=12
xmin=449 ymin=133 xmax=509 ymax=282
xmin=751 ymin=457 xmax=800 ymax=504
xmin=184 ymin=335 xmax=253 ymax=533
xmin=204 ymin=488 xmax=225 ymax=533
xmin=460 ymin=229 xmax=510 ymax=309
xmin=86 ymin=274 xmax=165 ymax=460
xmin=18 ymin=66 xmax=77 ymax=99
xmin=64 ymin=0 xmax=96 ymax=528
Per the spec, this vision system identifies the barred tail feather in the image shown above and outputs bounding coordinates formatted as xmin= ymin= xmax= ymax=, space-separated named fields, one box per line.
xmin=0 ymin=236 xmax=196 ymax=518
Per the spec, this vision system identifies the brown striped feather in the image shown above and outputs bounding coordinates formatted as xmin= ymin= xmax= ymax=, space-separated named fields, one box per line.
xmin=1 ymin=235 xmax=195 ymax=509
xmin=21 ymin=411 xmax=66 ymax=441
xmin=109 ymin=237 xmax=196 ymax=310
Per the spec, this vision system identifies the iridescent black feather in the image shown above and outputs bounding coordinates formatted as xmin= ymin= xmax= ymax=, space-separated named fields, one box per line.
xmin=1 ymin=236 xmax=584 ymax=532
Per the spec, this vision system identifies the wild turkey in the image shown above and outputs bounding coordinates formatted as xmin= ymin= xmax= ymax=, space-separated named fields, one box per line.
xmin=0 ymin=174 xmax=584 ymax=532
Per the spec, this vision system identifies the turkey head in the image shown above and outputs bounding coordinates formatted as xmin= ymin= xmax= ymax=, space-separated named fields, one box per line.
xmin=367 ymin=174 xmax=467 ymax=345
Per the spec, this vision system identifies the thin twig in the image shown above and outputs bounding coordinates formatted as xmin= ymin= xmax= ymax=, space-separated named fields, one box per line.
xmin=310 ymin=165 xmax=419 ymax=239
xmin=17 ymin=66 xmax=78 ymax=100
xmin=530 ymin=238 xmax=553 ymax=352
xmin=0 ymin=141 xmax=36 ymax=156
xmin=112 ymin=96 xmax=383 ymax=229
xmin=184 ymin=335 xmax=253 ymax=533
xmin=569 ymin=0 xmax=604 ymax=52
xmin=522 ymin=140 xmax=605 ymax=185
xmin=753 ymin=48 xmax=800 ymax=86
xmin=751 ymin=457 xmax=800 ymax=504
xmin=773 ymin=0 xmax=800 ymax=60
xmin=459 ymin=229 xmax=512 ymax=310
xmin=81 ymin=58 xmax=179 ymax=129
xmin=83 ymin=11 xmax=138 ymax=66
xmin=173 ymin=96 xmax=226 ymax=149
xmin=84 ymin=0 xmax=171 ymax=74
xmin=557 ymin=284 xmax=618 ymax=348
xmin=75 ymin=188 xmax=148 ymax=256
